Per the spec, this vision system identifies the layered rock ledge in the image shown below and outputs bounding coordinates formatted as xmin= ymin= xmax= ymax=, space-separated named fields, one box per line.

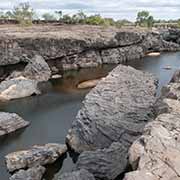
xmin=0 ymin=25 xmax=179 ymax=73
xmin=124 ymin=70 xmax=180 ymax=180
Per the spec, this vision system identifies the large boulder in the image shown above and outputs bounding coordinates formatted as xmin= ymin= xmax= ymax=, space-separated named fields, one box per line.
xmin=0 ymin=76 xmax=40 ymax=101
xmin=66 ymin=65 xmax=157 ymax=153
xmin=76 ymin=142 xmax=128 ymax=179
xmin=5 ymin=143 xmax=67 ymax=172
xmin=10 ymin=166 xmax=45 ymax=180
xmin=58 ymin=169 xmax=95 ymax=180
xmin=0 ymin=112 xmax=29 ymax=136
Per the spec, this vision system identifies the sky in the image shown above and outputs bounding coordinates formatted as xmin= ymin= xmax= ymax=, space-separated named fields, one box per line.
xmin=0 ymin=0 xmax=179 ymax=21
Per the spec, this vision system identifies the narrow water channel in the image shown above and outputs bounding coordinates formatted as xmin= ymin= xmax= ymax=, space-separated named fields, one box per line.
xmin=0 ymin=52 xmax=180 ymax=180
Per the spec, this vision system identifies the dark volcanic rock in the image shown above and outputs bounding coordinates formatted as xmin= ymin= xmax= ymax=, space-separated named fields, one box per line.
xmin=76 ymin=142 xmax=128 ymax=179
xmin=0 ymin=112 xmax=29 ymax=136
xmin=0 ymin=25 xmax=179 ymax=71
xmin=58 ymin=169 xmax=95 ymax=180
xmin=5 ymin=143 xmax=67 ymax=172
xmin=66 ymin=65 xmax=157 ymax=153
xmin=10 ymin=166 xmax=45 ymax=180
xmin=23 ymin=55 xmax=51 ymax=82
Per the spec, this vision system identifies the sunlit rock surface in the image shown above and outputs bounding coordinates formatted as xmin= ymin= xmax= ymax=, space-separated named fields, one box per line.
xmin=0 ymin=112 xmax=29 ymax=136
xmin=124 ymin=70 xmax=180 ymax=180
xmin=0 ymin=76 xmax=40 ymax=101
xmin=5 ymin=143 xmax=67 ymax=172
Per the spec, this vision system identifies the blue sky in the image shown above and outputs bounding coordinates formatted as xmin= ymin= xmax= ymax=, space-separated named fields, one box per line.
xmin=0 ymin=0 xmax=179 ymax=20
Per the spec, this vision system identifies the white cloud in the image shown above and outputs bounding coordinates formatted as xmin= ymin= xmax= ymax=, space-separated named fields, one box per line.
xmin=0 ymin=0 xmax=179 ymax=20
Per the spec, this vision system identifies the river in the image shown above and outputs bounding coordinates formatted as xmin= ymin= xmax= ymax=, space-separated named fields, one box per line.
xmin=0 ymin=52 xmax=180 ymax=180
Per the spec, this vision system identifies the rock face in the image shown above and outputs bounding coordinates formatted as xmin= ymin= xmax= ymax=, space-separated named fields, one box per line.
xmin=0 ymin=25 xmax=179 ymax=72
xmin=10 ymin=166 xmax=45 ymax=180
xmin=23 ymin=55 xmax=51 ymax=82
xmin=161 ymin=28 xmax=180 ymax=45
xmin=58 ymin=169 xmax=95 ymax=180
xmin=5 ymin=143 xmax=67 ymax=172
xmin=66 ymin=65 xmax=157 ymax=153
xmin=76 ymin=142 xmax=128 ymax=180
xmin=0 ymin=55 xmax=51 ymax=101
xmin=124 ymin=70 xmax=180 ymax=180
xmin=0 ymin=112 xmax=29 ymax=136
xmin=0 ymin=76 xmax=40 ymax=101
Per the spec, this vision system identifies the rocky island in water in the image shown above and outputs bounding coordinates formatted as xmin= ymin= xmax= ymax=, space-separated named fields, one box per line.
xmin=0 ymin=2 xmax=180 ymax=180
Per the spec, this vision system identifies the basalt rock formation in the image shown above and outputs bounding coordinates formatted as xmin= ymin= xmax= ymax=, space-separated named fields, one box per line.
xmin=66 ymin=65 xmax=157 ymax=153
xmin=0 ymin=112 xmax=29 ymax=136
xmin=10 ymin=166 xmax=46 ymax=180
xmin=0 ymin=25 xmax=179 ymax=73
xmin=58 ymin=169 xmax=95 ymax=180
xmin=161 ymin=28 xmax=180 ymax=45
xmin=6 ymin=143 xmax=67 ymax=172
xmin=65 ymin=65 xmax=157 ymax=178
xmin=124 ymin=70 xmax=180 ymax=180
xmin=0 ymin=55 xmax=51 ymax=101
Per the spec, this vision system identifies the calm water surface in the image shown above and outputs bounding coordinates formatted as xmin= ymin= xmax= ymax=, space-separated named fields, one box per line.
xmin=0 ymin=52 xmax=180 ymax=180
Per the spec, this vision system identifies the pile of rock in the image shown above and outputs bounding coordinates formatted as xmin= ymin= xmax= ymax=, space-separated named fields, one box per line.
xmin=124 ymin=70 xmax=180 ymax=180
xmin=0 ymin=55 xmax=51 ymax=101
xmin=6 ymin=143 xmax=67 ymax=180
xmin=63 ymin=65 xmax=157 ymax=179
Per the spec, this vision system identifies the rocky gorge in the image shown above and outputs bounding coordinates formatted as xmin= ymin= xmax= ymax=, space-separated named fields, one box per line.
xmin=0 ymin=24 xmax=180 ymax=180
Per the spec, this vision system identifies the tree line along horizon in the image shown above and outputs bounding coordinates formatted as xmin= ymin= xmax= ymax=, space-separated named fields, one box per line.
xmin=0 ymin=2 xmax=180 ymax=28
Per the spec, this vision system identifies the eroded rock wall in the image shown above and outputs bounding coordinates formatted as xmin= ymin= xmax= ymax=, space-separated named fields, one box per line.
xmin=0 ymin=25 xmax=179 ymax=72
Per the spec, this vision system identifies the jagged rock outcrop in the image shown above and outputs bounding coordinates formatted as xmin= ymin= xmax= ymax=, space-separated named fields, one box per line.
xmin=0 ymin=25 xmax=179 ymax=72
xmin=66 ymin=65 xmax=157 ymax=153
xmin=124 ymin=70 xmax=180 ymax=180
xmin=0 ymin=112 xmax=29 ymax=136
xmin=58 ymin=169 xmax=95 ymax=180
xmin=10 ymin=166 xmax=45 ymax=180
xmin=5 ymin=143 xmax=67 ymax=172
xmin=76 ymin=142 xmax=128 ymax=180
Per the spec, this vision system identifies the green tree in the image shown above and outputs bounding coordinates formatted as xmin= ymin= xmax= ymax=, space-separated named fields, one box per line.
xmin=42 ymin=13 xmax=57 ymax=21
xmin=55 ymin=10 xmax=63 ymax=20
xmin=136 ymin=11 xmax=154 ymax=28
xmin=147 ymin=15 xmax=154 ymax=28
xmin=11 ymin=2 xmax=34 ymax=26
xmin=85 ymin=15 xmax=106 ymax=25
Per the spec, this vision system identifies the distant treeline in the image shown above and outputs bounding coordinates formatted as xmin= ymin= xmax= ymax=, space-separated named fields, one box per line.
xmin=0 ymin=2 xmax=180 ymax=28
